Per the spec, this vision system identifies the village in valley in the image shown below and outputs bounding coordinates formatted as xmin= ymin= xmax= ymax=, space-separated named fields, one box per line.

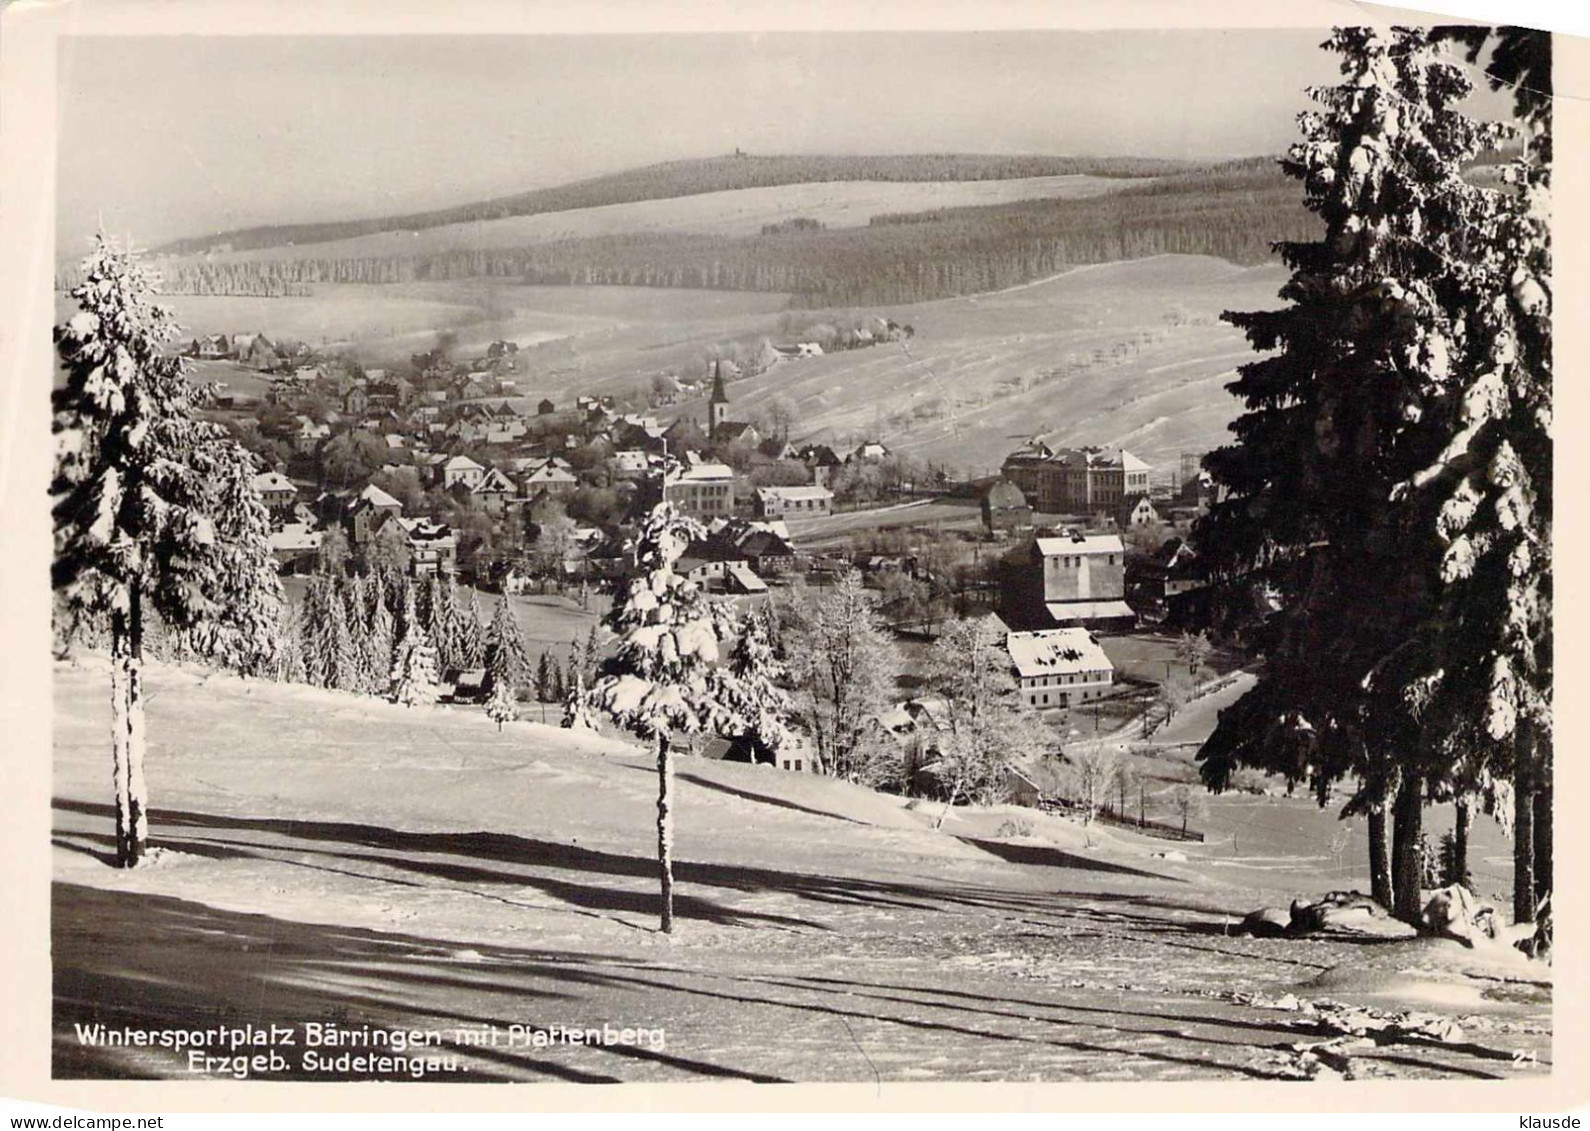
xmin=178 ymin=318 xmax=1231 ymax=795
xmin=38 ymin=20 xmax=1558 ymax=1093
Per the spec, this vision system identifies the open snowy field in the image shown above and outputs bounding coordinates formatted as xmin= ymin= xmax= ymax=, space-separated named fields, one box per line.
xmin=82 ymin=254 xmax=1287 ymax=475
xmin=51 ymin=657 xmax=1549 ymax=1083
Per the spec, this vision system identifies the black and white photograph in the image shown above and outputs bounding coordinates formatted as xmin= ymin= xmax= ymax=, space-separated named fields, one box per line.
xmin=1 ymin=0 xmax=1580 ymax=1113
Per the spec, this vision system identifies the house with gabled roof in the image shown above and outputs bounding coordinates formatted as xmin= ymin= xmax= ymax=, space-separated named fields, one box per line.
xmin=348 ymin=482 xmax=404 ymax=545
xmin=521 ymin=461 xmax=579 ymax=496
xmin=439 ymin=454 xmax=486 ymax=491
xmin=1117 ymin=493 xmax=1162 ymax=530
xmin=1005 ymin=627 xmax=1115 ymax=712
xmin=734 ymin=528 xmax=797 ymax=575
xmin=980 ymin=478 xmax=1032 ymax=534
xmin=268 ymin=522 xmax=323 ymax=574
xmin=663 ymin=457 xmax=734 ymax=521
xmin=397 ymin=516 xmax=457 ymax=577
xmin=608 ymin=449 xmax=653 ymax=480
xmin=250 ymin=469 xmax=298 ymax=523
xmin=471 ymin=466 xmax=518 ymax=516
xmin=1126 ymin=536 xmax=1209 ymax=626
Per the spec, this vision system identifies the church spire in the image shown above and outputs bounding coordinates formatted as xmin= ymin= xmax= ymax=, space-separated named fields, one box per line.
xmin=708 ymin=359 xmax=729 ymax=440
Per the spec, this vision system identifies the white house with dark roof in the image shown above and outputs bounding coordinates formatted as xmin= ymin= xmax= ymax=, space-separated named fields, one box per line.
xmin=1005 ymin=628 xmax=1115 ymax=711
xmin=397 ymin=516 xmax=457 ymax=577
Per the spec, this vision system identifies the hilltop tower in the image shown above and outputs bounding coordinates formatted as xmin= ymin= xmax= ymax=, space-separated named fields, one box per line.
xmin=708 ymin=360 xmax=730 ymax=440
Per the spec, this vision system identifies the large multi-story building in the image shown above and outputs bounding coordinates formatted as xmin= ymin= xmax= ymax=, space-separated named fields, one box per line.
xmin=999 ymin=531 xmax=1135 ymax=630
xmin=1000 ymin=444 xmax=1151 ymax=515
xmin=663 ymin=457 xmax=735 ymax=521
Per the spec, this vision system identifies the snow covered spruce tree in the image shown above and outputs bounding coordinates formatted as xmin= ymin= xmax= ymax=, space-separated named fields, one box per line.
xmin=724 ymin=604 xmax=791 ymax=764
xmin=485 ymin=674 xmax=519 ymax=731
xmin=1408 ymin=26 xmax=1554 ymax=923
xmin=484 ymin=594 xmax=531 ymax=697
xmin=182 ymin=442 xmax=286 ymax=677
xmin=52 ymin=234 xmax=282 ymax=867
xmin=577 ymin=502 xmax=749 ymax=934
xmin=389 ymin=585 xmax=440 ymax=707
xmin=301 ymin=574 xmax=358 ymax=691
xmin=460 ymin=586 xmax=486 ymax=670
xmin=1195 ymin=28 xmax=1507 ymax=922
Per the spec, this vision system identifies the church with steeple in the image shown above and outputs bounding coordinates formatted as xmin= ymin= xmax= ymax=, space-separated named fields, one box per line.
xmin=708 ymin=359 xmax=731 ymax=440
xmin=705 ymin=359 xmax=757 ymax=445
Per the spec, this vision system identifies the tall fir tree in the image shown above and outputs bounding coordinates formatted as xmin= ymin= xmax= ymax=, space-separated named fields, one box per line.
xmin=535 ymin=649 xmax=554 ymax=703
xmin=342 ymin=574 xmax=374 ymax=693
xmin=300 ymin=575 xmax=336 ymax=688
xmin=580 ymin=502 xmax=748 ymax=933
xmin=1412 ymin=27 xmax=1553 ymax=922
xmin=187 ymin=445 xmax=285 ymax=676
xmin=1194 ymin=27 xmax=1507 ymax=921
xmin=52 ymin=234 xmax=277 ymax=866
xmin=433 ymin=575 xmax=465 ymax=674
xmin=484 ymin=595 xmax=531 ymax=696
xmin=389 ymin=585 xmax=440 ymax=707
xmin=364 ymin=574 xmax=397 ymax=697
xmin=460 ymin=586 xmax=486 ymax=669
xmin=272 ymin=600 xmax=308 ymax=685
xmin=724 ymin=605 xmax=792 ymax=764
xmin=327 ymin=576 xmax=360 ymax=691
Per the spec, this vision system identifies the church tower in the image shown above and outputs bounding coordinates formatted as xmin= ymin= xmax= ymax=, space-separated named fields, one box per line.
xmin=708 ymin=359 xmax=730 ymax=440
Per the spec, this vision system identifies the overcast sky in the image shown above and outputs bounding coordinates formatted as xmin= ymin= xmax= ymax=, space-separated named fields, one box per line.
xmin=54 ymin=29 xmax=1505 ymax=252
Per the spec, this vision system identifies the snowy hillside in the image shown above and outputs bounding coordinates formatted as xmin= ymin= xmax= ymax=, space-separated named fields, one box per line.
xmin=52 ymin=657 xmax=1551 ymax=1081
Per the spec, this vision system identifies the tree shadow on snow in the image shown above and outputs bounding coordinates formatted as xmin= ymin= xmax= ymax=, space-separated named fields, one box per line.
xmin=55 ymin=797 xmax=1157 ymax=929
xmin=957 ymin=837 xmax=1179 ymax=880
xmin=51 ymin=882 xmax=1528 ymax=1083
xmin=51 ymin=882 xmax=785 ymax=1083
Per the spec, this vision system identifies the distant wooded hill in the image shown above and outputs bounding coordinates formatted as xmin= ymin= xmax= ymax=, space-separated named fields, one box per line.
xmin=154 ymin=152 xmax=1198 ymax=256
xmin=91 ymin=158 xmax=1314 ymax=308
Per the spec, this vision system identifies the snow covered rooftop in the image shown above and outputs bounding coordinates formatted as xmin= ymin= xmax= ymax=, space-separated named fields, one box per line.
xmin=251 ymin=471 xmax=295 ymax=493
xmin=1043 ymin=600 xmax=1135 ymax=622
xmin=1005 ymin=628 xmax=1113 ymax=680
xmin=756 ymin=485 xmax=834 ymax=502
xmin=672 ymin=461 xmax=734 ymax=482
xmin=268 ymin=523 xmax=322 ymax=553
xmin=1034 ymin=533 xmax=1124 ymax=557
xmin=357 ymin=483 xmax=402 ymax=510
